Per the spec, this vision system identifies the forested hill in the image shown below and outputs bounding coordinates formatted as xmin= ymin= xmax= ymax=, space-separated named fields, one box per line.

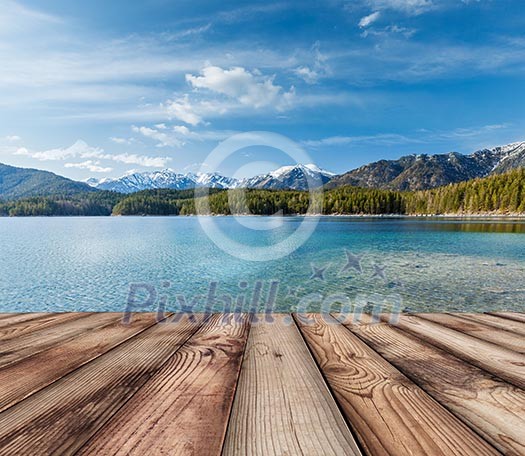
xmin=111 ymin=168 xmax=525 ymax=216
xmin=326 ymin=141 xmax=525 ymax=191
xmin=0 ymin=163 xmax=96 ymax=199
xmin=1 ymin=168 xmax=524 ymax=216
xmin=406 ymin=168 xmax=525 ymax=214
xmin=0 ymin=191 xmax=122 ymax=216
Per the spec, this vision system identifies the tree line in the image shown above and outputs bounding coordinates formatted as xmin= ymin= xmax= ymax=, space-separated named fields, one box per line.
xmin=0 ymin=191 xmax=121 ymax=216
xmin=1 ymin=168 xmax=524 ymax=216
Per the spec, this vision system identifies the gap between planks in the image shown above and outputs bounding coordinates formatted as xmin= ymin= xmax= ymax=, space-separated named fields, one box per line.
xmin=335 ymin=313 xmax=525 ymax=455
xmin=222 ymin=314 xmax=362 ymax=456
xmin=293 ymin=313 xmax=499 ymax=456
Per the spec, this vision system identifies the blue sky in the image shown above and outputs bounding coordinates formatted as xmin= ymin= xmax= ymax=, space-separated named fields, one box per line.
xmin=0 ymin=0 xmax=524 ymax=180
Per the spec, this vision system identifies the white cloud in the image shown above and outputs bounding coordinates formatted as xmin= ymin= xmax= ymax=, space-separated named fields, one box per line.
xmin=302 ymin=133 xmax=422 ymax=147
xmin=361 ymin=24 xmax=417 ymax=38
xmin=163 ymin=95 xmax=203 ymax=125
xmin=109 ymin=153 xmax=170 ymax=168
xmin=303 ymin=123 xmax=515 ymax=149
xmin=14 ymin=139 xmax=171 ymax=168
xmin=293 ymin=41 xmax=330 ymax=84
xmin=186 ymin=66 xmax=294 ymax=109
xmin=64 ymin=161 xmax=113 ymax=173
xmin=294 ymin=66 xmax=319 ymax=84
xmin=132 ymin=125 xmax=184 ymax=147
xmin=365 ymin=0 xmax=434 ymax=15
xmin=173 ymin=125 xmax=191 ymax=136
xmin=0 ymin=0 xmax=61 ymax=35
xmin=110 ymin=137 xmax=133 ymax=145
xmin=359 ymin=11 xmax=381 ymax=27
xmin=4 ymin=135 xmax=21 ymax=142
xmin=431 ymin=123 xmax=510 ymax=140
xmin=14 ymin=140 xmax=103 ymax=161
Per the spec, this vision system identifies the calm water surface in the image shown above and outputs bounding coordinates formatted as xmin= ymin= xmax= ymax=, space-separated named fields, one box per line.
xmin=1 ymin=216 xmax=524 ymax=313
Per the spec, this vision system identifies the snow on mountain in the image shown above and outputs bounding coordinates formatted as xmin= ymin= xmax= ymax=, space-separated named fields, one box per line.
xmin=88 ymin=164 xmax=335 ymax=193
xmin=241 ymin=164 xmax=335 ymax=190
xmin=89 ymin=169 xmax=238 ymax=193
xmin=327 ymin=141 xmax=525 ymax=191
xmin=87 ymin=141 xmax=525 ymax=194
xmin=192 ymin=172 xmax=239 ymax=189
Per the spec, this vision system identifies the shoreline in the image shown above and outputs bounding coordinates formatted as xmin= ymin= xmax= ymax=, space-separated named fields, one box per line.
xmin=2 ymin=213 xmax=525 ymax=219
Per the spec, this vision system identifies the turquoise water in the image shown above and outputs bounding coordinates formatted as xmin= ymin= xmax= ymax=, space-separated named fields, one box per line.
xmin=0 ymin=216 xmax=524 ymax=313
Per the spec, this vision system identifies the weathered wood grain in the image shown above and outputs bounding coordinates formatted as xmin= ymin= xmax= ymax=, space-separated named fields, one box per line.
xmin=487 ymin=312 xmax=525 ymax=324
xmin=339 ymin=316 xmax=525 ymax=455
xmin=415 ymin=313 xmax=525 ymax=353
xmin=0 ymin=312 xmax=119 ymax=368
xmin=222 ymin=314 xmax=361 ymax=456
xmin=0 ymin=313 xmax=160 ymax=413
xmin=0 ymin=314 xmax=207 ymax=456
xmin=294 ymin=313 xmax=498 ymax=456
xmin=390 ymin=314 xmax=525 ymax=389
xmin=78 ymin=313 xmax=250 ymax=456
xmin=0 ymin=312 xmax=90 ymax=342
xmin=0 ymin=313 xmax=48 ymax=328
xmin=457 ymin=313 xmax=525 ymax=336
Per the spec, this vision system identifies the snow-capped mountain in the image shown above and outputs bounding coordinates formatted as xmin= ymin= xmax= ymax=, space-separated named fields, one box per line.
xmin=327 ymin=141 xmax=525 ymax=191
xmin=87 ymin=141 xmax=525 ymax=194
xmin=239 ymin=164 xmax=334 ymax=190
xmin=88 ymin=164 xmax=335 ymax=193
xmin=89 ymin=170 xmax=238 ymax=193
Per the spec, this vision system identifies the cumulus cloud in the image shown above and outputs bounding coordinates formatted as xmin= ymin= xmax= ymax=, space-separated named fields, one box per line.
xmin=163 ymin=95 xmax=203 ymax=125
xmin=132 ymin=125 xmax=184 ymax=147
xmin=173 ymin=125 xmax=191 ymax=136
xmin=14 ymin=139 xmax=171 ymax=169
xmin=14 ymin=140 xmax=103 ymax=161
xmin=64 ymin=160 xmax=113 ymax=173
xmin=359 ymin=11 xmax=381 ymax=27
xmin=185 ymin=66 xmax=295 ymax=109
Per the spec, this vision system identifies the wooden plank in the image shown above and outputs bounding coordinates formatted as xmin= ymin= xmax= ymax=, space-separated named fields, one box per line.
xmin=294 ymin=313 xmax=498 ymax=456
xmin=78 ymin=313 xmax=250 ymax=456
xmin=0 ymin=313 xmax=48 ymax=328
xmin=338 ymin=316 xmax=525 ymax=455
xmin=0 ymin=313 xmax=160 ymax=413
xmin=458 ymin=313 xmax=525 ymax=336
xmin=415 ymin=313 xmax=525 ymax=354
xmin=487 ymin=312 xmax=525 ymax=324
xmin=222 ymin=314 xmax=361 ymax=456
xmin=0 ymin=312 xmax=120 ymax=368
xmin=0 ymin=314 xmax=207 ymax=456
xmin=390 ymin=314 xmax=525 ymax=389
xmin=0 ymin=312 xmax=91 ymax=342
xmin=0 ymin=314 xmax=21 ymax=321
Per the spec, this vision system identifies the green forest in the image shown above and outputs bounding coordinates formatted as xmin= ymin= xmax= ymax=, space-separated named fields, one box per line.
xmin=0 ymin=191 xmax=121 ymax=216
xmin=1 ymin=168 xmax=524 ymax=216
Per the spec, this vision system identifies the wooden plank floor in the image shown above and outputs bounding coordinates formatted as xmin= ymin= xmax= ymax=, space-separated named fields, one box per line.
xmin=0 ymin=312 xmax=523 ymax=456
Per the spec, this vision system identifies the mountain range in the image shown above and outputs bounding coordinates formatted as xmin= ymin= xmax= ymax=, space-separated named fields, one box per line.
xmin=2 ymin=140 xmax=525 ymax=199
xmin=326 ymin=141 xmax=525 ymax=191
xmin=0 ymin=163 xmax=95 ymax=200
xmin=88 ymin=164 xmax=335 ymax=193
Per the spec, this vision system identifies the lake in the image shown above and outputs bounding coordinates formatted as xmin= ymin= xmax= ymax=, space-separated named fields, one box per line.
xmin=1 ymin=216 xmax=524 ymax=313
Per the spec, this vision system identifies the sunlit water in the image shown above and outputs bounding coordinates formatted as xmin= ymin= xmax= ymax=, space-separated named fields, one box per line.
xmin=1 ymin=216 xmax=524 ymax=313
